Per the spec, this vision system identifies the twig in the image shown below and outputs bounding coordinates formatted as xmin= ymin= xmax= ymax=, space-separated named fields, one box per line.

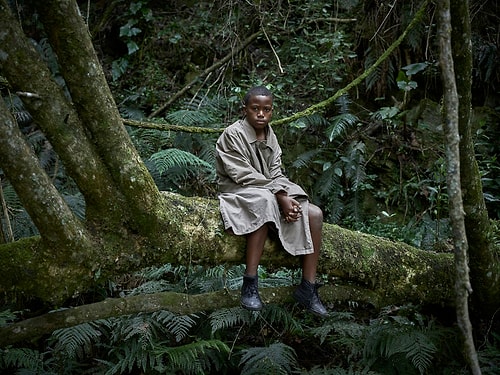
xmin=262 ymin=26 xmax=284 ymax=74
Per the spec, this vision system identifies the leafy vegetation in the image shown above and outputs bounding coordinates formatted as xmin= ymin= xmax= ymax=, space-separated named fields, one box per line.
xmin=2 ymin=263 xmax=497 ymax=374
xmin=1 ymin=0 xmax=499 ymax=373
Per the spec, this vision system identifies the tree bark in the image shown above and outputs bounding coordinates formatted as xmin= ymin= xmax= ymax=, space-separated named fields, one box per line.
xmin=0 ymin=191 xmax=455 ymax=305
xmin=438 ymin=1 xmax=480 ymax=373
xmin=35 ymin=0 xmax=168 ymax=237
xmin=450 ymin=0 xmax=499 ymax=317
xmin=0 ymin=0 xmax=122 ymax=221
xmin=0 ymin=283 xmax=380 ymax=347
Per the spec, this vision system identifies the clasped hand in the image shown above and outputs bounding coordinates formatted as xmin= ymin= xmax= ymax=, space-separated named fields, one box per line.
xmin=276 ymin=193 xmax=302 ymax=223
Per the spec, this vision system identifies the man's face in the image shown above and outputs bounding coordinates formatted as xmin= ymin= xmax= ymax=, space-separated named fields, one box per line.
xmin=243 ymin=95 xmax=273 ymax=132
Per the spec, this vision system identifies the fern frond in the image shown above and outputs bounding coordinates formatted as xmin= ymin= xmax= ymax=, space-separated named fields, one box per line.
xmin=292 ymin=149 xmax=323 ymax=169
xmin=51 ymin=322 xmax=102 ymax=360
xmin=260 ymin=304 xmax=303 ymax=335
xmin=0 ymin=347 xmax=45 ymax=372
xmin=326 ymin=113 xmax=359 ymax=142
xmin=105 ymin=339 xmax=160 ymax=375
xmin=166 ymin=108 xmax=217 ymax=127
xmin=156 ymin=339 xmax=229 ymax=374
xmin=363 ymin=317 xmax=437 ymax=375
xmin=148 ymin=148 xmax=215 ymax=177
xmin=209 ymin=307 xmax=254 ymax=334
xmin=309 ymin=311 xmax=359 ymax=345
xmin=152 ymin=310 xmax=198 ymax=342
xmin=239 ymin=342 xmax=298 ymax=375
xmin=62 ymin=192 xmax=86 ymax=220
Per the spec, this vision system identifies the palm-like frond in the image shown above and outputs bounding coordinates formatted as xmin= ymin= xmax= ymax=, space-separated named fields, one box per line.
xmin=51 ymin=322 xmax=102 ymax=360
xmin=155 ymin=339 xmax=230 ymax=375
xmin=239 ymin=342 xmax=298 ymax=375
xmin=152 ymin=310 xmax=198 ymax=342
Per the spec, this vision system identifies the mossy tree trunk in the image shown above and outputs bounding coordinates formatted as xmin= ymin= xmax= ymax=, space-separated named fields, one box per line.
xmin=438 ymin=1 xmax=480 ymax=372
xmin=450 ymin=0 xmax=499 ymax=317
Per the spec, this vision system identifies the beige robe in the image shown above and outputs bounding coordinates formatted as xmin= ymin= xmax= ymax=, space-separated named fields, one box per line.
xmin=215 ymin=119 xmax=313 ymax=256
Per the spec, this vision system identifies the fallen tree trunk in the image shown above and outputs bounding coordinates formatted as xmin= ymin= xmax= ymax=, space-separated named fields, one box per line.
xmin=0 ymin=191 xmax=454 ymax=307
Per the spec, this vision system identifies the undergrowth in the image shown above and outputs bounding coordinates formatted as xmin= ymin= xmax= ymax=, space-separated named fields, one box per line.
xmin=2 ymin=264 xmax=498 ymax=374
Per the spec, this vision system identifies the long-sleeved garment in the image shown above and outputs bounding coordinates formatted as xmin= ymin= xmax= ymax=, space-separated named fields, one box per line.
xmin=215 ymin=118 xmax=313 ymax=256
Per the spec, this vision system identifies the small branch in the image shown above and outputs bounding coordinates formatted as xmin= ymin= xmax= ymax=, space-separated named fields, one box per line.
xmin=308 ymin=17 xmax=357 ymax=23
xmin=262 ymin=27 xmax=284 ymax=74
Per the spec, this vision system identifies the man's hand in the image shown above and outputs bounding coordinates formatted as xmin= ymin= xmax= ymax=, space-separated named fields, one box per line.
xmin=276 ymin=192 xmax=302 ymax=223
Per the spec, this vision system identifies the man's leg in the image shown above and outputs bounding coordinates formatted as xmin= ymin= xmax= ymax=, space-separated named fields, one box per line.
xmin=245 ymin=224 xmax=268 ymax=275
xmin=302 ymin=204 xmax=323 ymax=282
xmin=294 ymin=204 xmax=328 ymax=317
xmin=241 ymin=224 xmax=268 ymax=311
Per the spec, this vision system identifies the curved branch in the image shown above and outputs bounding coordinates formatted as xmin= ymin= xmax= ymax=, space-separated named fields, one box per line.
xmin=0 ymin=284 xmax=381 ymax=347
xmin=125 ymin=1 xmax=429 ymax=134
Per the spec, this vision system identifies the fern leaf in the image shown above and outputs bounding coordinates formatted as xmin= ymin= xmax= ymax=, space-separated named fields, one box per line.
xmin=166 ymin=108 xmax=217 ymax=127
xmin=156 ymin=339 xmax=229 ymax=374
xmin=0 ymin=347 xmax=45 ymax=372
xmin=209 ymin=307 xmax=253 ymax=334
xmin=148 ymin=148 xmax=214 ymax=176
xmin=239 ymin=342 xmax=298 ymax=375
xmin=326 ymin=113 xmax=359 ymax=142
xmin=51 ymin=322 xmax=102 ymax=360
xmin=152 ymin=310 xmax=198 ymax=342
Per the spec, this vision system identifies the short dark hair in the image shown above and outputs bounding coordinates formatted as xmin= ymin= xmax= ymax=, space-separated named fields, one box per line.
xmin=243 ymin=86 xmax=273 ymax=105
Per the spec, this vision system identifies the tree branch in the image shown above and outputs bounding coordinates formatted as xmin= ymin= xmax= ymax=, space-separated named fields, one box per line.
xmin=0 ymin=283 xmax=382 ymax=347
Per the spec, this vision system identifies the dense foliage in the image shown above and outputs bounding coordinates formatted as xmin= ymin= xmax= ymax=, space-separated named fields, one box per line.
xmin=1 ymin=0 xmax=499 ymax=373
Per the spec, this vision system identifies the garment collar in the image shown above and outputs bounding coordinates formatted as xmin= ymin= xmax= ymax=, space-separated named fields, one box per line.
xmin=241 ymin=118 xmax=269 ymax=144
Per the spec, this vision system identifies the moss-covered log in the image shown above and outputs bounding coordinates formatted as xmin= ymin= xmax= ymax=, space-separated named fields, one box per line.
xmin=0 ymin=283 xmax=383 ymax=347
xmin=0 ymin=191 xmax=454 ymax=306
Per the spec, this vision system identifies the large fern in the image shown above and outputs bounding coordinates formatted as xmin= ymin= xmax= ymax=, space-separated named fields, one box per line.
xmin=362 ymin=315 xmax=437 ymax=375
xmin=50 ymin=322 xmax=103 ymax=360
xmin=0 ymin=347 xmax=47 ymax=374
xmin=154 ymin=339 xmax=230 ymax=375
xmin=239 ymin=342 xmax=298 ymax=375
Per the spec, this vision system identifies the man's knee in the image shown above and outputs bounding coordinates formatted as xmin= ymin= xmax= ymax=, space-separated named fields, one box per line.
xmin=309 ymin=203 xmax=323 ymax=223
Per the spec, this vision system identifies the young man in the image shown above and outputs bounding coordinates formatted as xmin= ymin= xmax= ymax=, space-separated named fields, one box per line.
xmin=215 ymin=86 xmax=327 ymax=317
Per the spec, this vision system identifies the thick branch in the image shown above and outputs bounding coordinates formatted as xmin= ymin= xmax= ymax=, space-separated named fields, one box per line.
xmin=0 ymin=284 xmax=381 ymax=347
xmin=0 ymin=192 xmax=455 ymax=306
xmin=0 ymin=0 xmax=121 ymax=212
xmin=0 ymin=97 xmax=92 ymax=250
xmin=36 ymin=1 xmax=167 ymax=236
